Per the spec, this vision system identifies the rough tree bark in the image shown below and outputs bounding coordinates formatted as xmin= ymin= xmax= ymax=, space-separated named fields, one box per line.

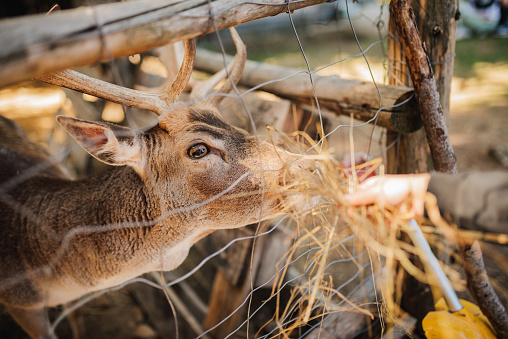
xmin=461 ymin=240 xmax=508 ymax=339
xmin=411 ymin=0 xmax=459 ymax=123
xmin=0 ymin=0 xmax=329 ymax=88
xmin=386 ymin=9 xmax=429 ymax=175
xmin=390 ymin=0 xmax=457 ymax=174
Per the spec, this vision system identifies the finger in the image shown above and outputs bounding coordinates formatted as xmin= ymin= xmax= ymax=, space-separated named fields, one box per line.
xmin=355 ymin=176 xmax=384 ymax=190
xmin=412 ymin=196 xmax=425 ymax=217
xmin=345 ymin=184 xmax=382 ymax=206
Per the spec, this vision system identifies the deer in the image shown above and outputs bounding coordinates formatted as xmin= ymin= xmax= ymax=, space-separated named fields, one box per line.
xmin=0 ymin=28 xmax=319 ymax=339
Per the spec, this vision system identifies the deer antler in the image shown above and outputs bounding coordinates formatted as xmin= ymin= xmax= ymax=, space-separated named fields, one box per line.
xmin=36 ymin=27 xmax=246 ymax=116
xmin=190 ymin=27 xmax=246 ymax=106
xmin=135 ymin=41 xmax=195 ymax=94
xmin=36 ymin=40 xmax=196 ymax=117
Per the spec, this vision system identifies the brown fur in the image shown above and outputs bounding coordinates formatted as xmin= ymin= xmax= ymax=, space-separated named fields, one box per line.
xmin=0 ymin=104 xmax=316 ymax=338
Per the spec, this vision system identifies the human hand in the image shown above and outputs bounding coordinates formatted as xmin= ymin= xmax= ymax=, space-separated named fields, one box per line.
xmin=344 ymin=173 xmax=431 ymax=217
xmin=340 ymin=152 xmax=376 ymax=180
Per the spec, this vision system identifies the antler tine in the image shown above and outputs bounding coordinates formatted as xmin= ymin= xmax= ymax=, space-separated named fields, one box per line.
xmin=189 ymin=62 xmax=231 ymax=101
xmin=36 ymin=39 xmax=197 ymax=117
xmin=135 ymin=41 xmax=195 ymax=94
xmin=161 ymin=39 xmax=196 ymax=103
xmin=212 ymin=27 xmax=246 ymax=105
xmin=190 ymin=27 xmax=246 ymax=106
xmin=37 ymin=70 xmax=171 ymax=115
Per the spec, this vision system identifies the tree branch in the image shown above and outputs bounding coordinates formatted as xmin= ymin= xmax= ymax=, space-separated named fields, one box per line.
xmin=390 ymin=0 xmax=457 ymax=173
xmin=462 ymin=239 xmax=508 ymax=339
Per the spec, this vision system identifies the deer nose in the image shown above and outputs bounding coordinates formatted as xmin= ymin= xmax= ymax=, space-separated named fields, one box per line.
xmin=292 ymin=156 xmax=322 ymax=176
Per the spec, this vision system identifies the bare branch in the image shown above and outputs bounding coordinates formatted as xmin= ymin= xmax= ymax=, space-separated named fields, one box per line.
xmin=462 ymin=239 xmax=508 ymax=339
xmin=190 ymin=28 xmax=247 ymax=107
xmin=390 ymin=0 xmax=457 ymax=173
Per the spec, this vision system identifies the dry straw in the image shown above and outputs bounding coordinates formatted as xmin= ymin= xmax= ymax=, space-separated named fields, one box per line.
xmin=252 ymin=127 xmax=496 ymax=337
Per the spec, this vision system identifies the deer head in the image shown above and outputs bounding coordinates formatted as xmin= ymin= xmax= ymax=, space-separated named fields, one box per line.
xmin=36 ymin=28 xmax=317 ymax=236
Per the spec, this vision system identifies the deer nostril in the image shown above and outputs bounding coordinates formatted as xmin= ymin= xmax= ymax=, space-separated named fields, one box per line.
xmin=298 ymin=160 xmax=321 ymax=173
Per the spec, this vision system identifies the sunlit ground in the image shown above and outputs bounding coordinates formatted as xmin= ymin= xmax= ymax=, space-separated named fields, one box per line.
xmin=450 ymin=61 xmax=508 ymax=171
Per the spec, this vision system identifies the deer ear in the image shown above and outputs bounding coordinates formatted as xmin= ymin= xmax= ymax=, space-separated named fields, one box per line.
xmin=57 ymin=116 xmax=142 ymax=168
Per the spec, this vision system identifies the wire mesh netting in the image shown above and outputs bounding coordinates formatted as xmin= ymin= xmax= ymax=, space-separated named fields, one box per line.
xmin=2 ymin=0 xmax=505 ymax=338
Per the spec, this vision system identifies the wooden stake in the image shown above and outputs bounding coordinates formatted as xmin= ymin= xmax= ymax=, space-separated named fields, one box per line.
xmin=390 ymin=0 xmax=457 ymax=174
xmin=461 ymin=239 xmax=508 ymax=339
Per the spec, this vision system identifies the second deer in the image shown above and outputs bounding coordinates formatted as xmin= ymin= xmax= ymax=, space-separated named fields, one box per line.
xmin=0 ymin=28 xmax=319 ymax=339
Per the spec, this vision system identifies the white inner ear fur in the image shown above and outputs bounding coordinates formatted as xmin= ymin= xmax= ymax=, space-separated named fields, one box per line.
xmin=97 ymin=129 xmax=147 ymax=178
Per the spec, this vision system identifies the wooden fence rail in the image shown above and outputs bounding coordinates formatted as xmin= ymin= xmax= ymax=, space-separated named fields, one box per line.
xmin=195 ymin=49 xmax=421 ymax=133
xmin=0 ymin=0 xmax=329 ymax=88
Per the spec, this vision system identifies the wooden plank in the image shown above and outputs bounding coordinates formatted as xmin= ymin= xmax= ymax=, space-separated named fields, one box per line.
xmin=203 ymin=235 xmax=266 ymax=338
xmin=126 ymin=279 xmax=174 ymax=337
xmin=381 ymin=312 xmax=417 ymax=339
xmin=0 ymin=0 xmax=329 ymax=88
xmin=254 ymin=230 xmax=292 ymax=288
xmin=304 ymin=276 xmax=378 ymax=339
xmin=194 ymin=227 xmax=254 ymax=287
xmin=195 ymin=49 xmax=422 ymax=134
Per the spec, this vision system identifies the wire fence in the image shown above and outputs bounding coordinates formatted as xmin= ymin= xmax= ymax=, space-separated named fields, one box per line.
xmin=0 ymin=0 xmax=451 ymax=338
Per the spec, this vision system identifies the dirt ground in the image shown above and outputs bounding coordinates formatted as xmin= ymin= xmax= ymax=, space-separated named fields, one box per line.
xmin=449 ymin=61 xmax=508 ymax=171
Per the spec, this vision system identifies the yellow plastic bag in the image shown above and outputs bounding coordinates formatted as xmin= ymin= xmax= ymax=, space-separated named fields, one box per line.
xmin=423 ymin=298 xmax=496 ymax=339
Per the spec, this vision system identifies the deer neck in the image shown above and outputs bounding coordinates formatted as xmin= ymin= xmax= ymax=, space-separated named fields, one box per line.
xmin=18 ymin=166 xmax=202 ymax=289
xmin=52 ymin=166 xmax=206 ymax=249
xmin=39 ymin=166 xmax=162 ymax=230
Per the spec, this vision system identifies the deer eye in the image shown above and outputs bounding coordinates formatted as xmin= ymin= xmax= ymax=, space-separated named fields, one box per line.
xmin=188 ymin=143 xmax=209 ymax=159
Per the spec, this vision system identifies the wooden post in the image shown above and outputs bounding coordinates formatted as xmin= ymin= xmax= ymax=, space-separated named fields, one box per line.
xmin=386 ymin=0 xmax=458 ymax=174
xmin=412 ymin=0 xmax=459 ymax=123
xmin=390 ymin=0 xmax=457 ymax=174
xmin=386 ymin=0 xmax=459 ymax=333
xmin=203 ymin=236 xmax=266 ymax=339
xmin=386 ymin=19 xmax=430 ymax=175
